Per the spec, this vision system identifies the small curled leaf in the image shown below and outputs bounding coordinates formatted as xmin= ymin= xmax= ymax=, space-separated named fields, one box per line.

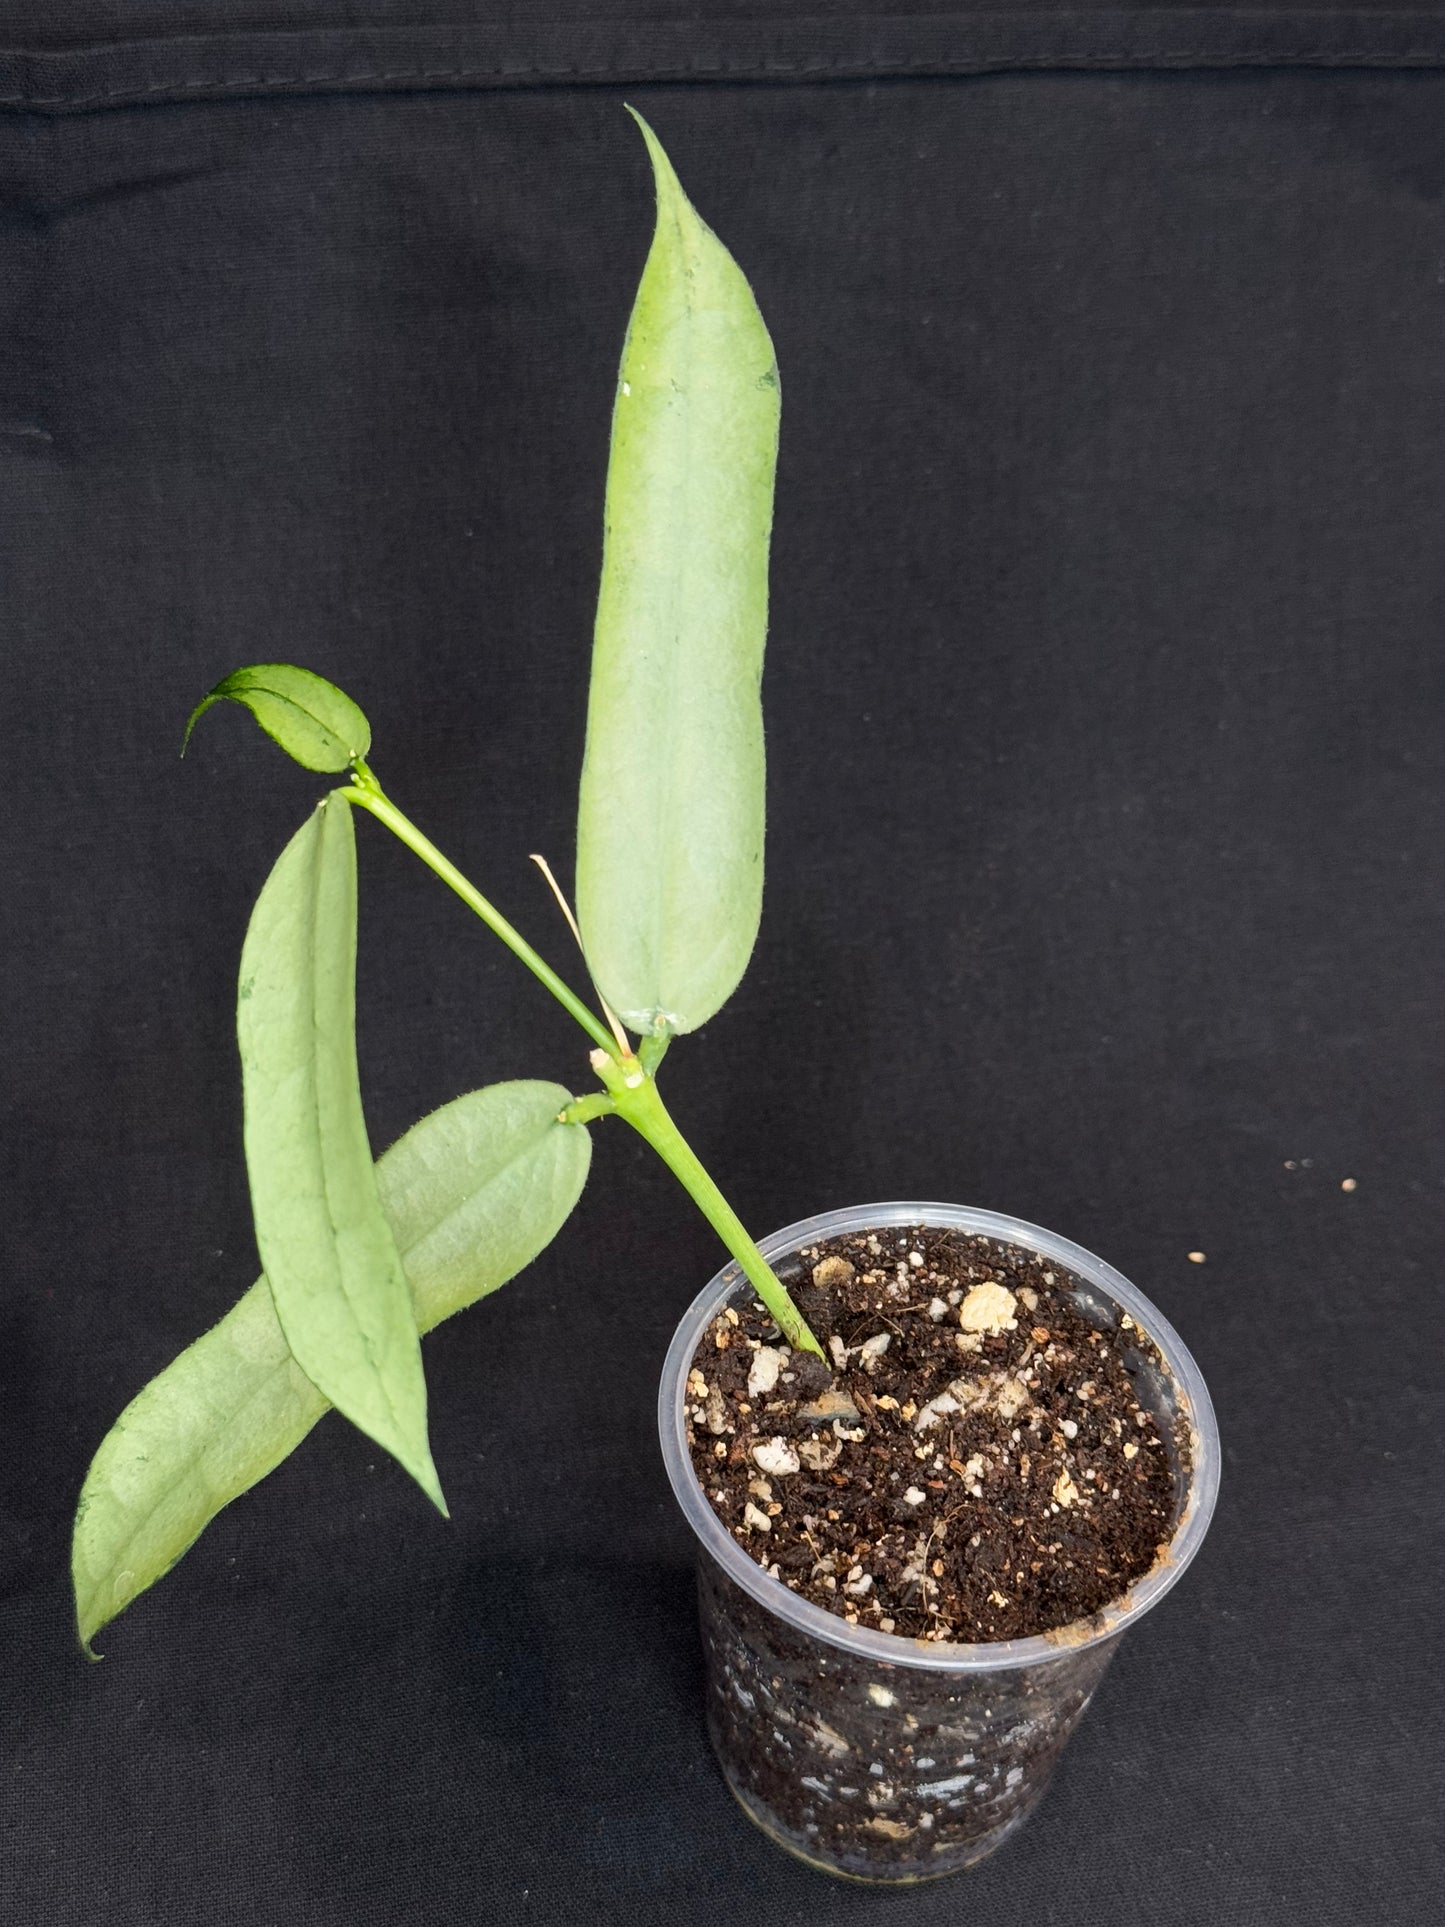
xmin=184 ymin=664 xmax=371 ymax=773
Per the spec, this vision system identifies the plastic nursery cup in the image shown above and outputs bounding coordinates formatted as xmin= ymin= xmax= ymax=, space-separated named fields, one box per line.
xmin=659 ymin=1202 xmax=1220 ymax=1884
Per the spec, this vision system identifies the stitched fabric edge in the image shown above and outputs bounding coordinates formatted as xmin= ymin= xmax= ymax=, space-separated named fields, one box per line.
xmin=5 ymin=11 xmax=1445 ymax=112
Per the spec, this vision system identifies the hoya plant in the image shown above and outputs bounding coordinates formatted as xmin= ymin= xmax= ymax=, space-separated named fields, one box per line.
xmin=72 ymin=114 xmax=825 ymax=1654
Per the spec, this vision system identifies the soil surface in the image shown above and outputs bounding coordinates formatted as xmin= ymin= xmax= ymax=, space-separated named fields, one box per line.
xmin=685 ymin=1226 xmax=1183 ymax=1643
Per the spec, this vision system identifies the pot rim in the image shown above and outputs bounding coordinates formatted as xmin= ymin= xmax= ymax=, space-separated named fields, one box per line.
xmin=659 ymin=1200 xmax=1220 ymax=1674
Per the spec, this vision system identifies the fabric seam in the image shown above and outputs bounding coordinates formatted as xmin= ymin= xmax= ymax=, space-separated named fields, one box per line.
xmin=6 ymin=45 xmax=1445 ymax=111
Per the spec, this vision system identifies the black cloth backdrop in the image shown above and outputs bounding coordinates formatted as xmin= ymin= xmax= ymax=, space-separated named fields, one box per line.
xmin=2 ymin=5 xmax=1440 ymax=1922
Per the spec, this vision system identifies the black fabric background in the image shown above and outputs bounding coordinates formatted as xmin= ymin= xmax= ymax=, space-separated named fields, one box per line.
xmin=2 ymin=7 xmax=1441 ymax=1923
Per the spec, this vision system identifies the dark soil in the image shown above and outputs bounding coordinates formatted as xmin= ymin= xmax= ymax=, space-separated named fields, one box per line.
xmin=698 ymin=1552 xmax=1115 ymax=1878
xmin=685 ymin=1226 xmax=1183 ymax=1644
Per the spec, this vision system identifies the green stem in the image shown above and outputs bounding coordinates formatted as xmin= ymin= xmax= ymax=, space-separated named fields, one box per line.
xmin=341 ymin=767 xmax=821 ymax=1360
xmin=637 ymin=1028 xmax=671 ymax=1076
xmin=592 ymin=1053 xmax=825 ymax=1360
xmin=343 ymin=769 xmax=619 ymax=1059
xmin=558 ymin=1091 xmax=617 ymax=1125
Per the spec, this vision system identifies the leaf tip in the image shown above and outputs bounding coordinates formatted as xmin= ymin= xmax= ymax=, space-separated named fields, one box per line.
xmin=180 ymin=692 xmax=218 ymax=759
xmin=625 ymin=106 xmax=686 ymax=220
xmin=419 ymin=1461 xmax=450 ymax=1520
xmin=74 ymin=1588 xmax=107 ymax=1662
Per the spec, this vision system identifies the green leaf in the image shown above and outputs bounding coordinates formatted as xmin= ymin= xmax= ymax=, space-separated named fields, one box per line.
xmin=575 ymin=113 xmax=780 ymax=1037
xmin=184 ymin=664 xmax=371 ymax=773
xmin=238 ymin=794 xmax=442 ymax=1511
xmin=72 ymin=1081 xmax=590 ymax=1653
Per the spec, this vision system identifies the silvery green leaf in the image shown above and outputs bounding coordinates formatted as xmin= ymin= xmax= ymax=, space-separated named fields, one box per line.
xmin=238 ymin=795 xmax=443 ymax=1511
xmin=576 ymin=115 xmax=780 ymax=1036
xmin=72 ymin=1081 xmax=590 ymax=1653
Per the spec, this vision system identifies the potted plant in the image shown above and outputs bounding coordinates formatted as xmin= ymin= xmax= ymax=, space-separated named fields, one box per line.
xmin=72 ymin=113 xmax=1219 ymax=1883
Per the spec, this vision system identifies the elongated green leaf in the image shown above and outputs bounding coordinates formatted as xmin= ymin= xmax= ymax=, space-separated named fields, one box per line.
xmin=73 ymin=1081 xmax=590 ymax=1653
xmin=239 ymin=794 xmax=442 ymax=1510
xmin=575 ymin=114 xmax=780 ymax=1037
xmin=184 ymin=663 xmax=370 ymax=773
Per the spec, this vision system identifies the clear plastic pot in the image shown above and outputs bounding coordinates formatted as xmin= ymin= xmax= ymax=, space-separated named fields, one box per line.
xmin=659 ymin=1202 xmax=1220 ymax=1883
